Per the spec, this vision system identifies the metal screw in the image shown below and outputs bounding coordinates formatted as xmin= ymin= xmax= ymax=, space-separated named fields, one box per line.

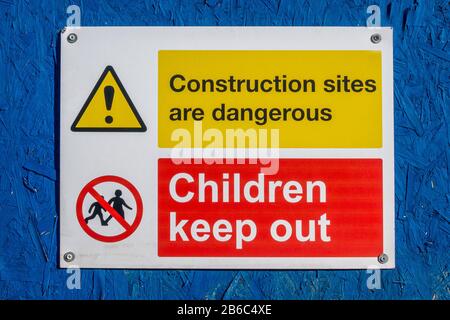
xmin=370 ymin=33 xmax=381 ymax=44
xmin=63 ymin=251 xmax=75 ymax=262
xmin=67 ymin=33 xmax=78 ymax=44
xmin=378 ymin=253 xmax=388 ymax=264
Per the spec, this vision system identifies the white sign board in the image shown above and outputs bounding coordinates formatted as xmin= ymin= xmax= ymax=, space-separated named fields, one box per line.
xmin=60 ymin=27 xmax=394 ymax=269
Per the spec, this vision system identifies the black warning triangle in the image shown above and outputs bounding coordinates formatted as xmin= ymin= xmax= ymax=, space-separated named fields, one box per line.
xmin=71 ymin=66 xmax=146 ymax=132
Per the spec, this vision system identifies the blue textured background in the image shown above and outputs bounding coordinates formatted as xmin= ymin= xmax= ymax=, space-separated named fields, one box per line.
xmin=0 ymin=0 xmax=448 ymax=300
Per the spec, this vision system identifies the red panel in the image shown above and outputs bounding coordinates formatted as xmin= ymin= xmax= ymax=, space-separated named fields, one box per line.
xmin=158 ymin=159 xmax=383 ymax=257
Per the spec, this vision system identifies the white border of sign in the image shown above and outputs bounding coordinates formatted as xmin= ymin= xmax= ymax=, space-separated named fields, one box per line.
xmin=60 ymin=27 xmax=394 ymax=269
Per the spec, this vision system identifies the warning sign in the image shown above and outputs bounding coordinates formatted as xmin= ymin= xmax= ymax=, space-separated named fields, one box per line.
xmin=71 ymin=66 xmax=146 ymax=132
xmin=76 ymin=175 xmax=143 ymax=242
xmin=60 ymin=27 xmax=394 ymax=269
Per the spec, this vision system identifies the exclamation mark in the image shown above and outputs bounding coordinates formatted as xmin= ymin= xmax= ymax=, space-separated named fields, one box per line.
xmin=104 ymin=85 xmax=114 ymax=124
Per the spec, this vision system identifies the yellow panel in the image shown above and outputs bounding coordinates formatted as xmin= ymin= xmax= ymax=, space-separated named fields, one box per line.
xmin=158 ymin=51 xmax=381 ymax=148
xmin=72 ymin=66 xmax=146 ymax=132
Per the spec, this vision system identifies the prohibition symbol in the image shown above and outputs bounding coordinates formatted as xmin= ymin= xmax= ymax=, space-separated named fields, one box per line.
xmin=76 ymin=175 xmax=143 ymax=242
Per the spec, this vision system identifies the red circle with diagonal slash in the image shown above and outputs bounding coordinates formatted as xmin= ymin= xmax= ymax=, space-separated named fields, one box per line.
xmin=76 ymin=175 xmax=143 ymax=242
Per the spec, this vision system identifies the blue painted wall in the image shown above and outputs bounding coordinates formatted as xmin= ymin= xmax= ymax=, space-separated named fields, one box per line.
xmin=0 ymin=0 xmax=448 ymax=300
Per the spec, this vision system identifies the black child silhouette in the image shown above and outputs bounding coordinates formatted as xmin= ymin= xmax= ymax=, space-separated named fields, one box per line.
xmin=85 ymin=196 xmax=108 ymax=226
xmin=105 ymin=189 xmax=132 ymax=223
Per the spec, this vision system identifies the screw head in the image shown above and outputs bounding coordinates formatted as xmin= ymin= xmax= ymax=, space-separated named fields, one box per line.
xmin=371 ymin=33 xmax=382 ymax=44
xmin=63 ymin=251 xmax=75 ymax=262
xmin=67 ymin=33 xmax=78 ymax=44
xmin=378 ymin=253 xmax=388 ymax=264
